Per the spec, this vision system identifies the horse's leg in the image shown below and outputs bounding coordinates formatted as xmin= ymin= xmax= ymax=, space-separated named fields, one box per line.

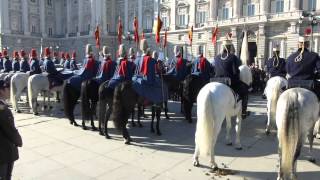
xmin=184 ymin=100 xmax=193 ymax=123
xmin=143 ymin=105 xmax=148 ymax=118
xmin=131 ymin=105 xmax=136 ymax=127
xmin=122 ymin=124 xmax=131 ymax=145
xmin=42 ymin=91 xmax=47 ymax=110
xmin=90 ymin=101 xmax=97 ymax=131
xmin=98 ymin=100 xmax=106 ymax=135
xmin=151 ymin=106 xmax=155 ymax=133
xmin=225 ymin=116 xmax=232 ymax=145
xmin=193 ymin=143 xmax=200 ymax=167
xmin=164 ymin=101 xmax=170 ymax=119
xmin=156 ymin=105 xmax=162 ymax=136
xmin=307 ymin=126 xmax=316 ymax=163
xmin=234 ymin=112 xmax=243 ymax=150
xmin=104 ymin=102 xmax=112 ymax=139
xmin=265 ymin=100 xmax=272 ymax=135
xmin=56 ymin=92 xmax=60 ymax=103
xmin=210 ymin=128 xmax=219 ymax=170
xmin=137 ymin=104 xmax=143 ymax=127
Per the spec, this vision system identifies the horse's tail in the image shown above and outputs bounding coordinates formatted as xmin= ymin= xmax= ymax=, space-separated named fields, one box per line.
xmin=195 ymin=85 xmax=214 ymax=156
xmin=63 ymin=83 xmax=79 ymax=120
xmin=27 ymin=76 xmax=34 ymax=110
xmin=81 ymin=80 xmax=91 ymax=121
xmin=98 ymin=81 xmax=109 ymax=126
xmin=279 ymin=92 xmax=301 ymax=178
xmin=10 ymin=75 xmax=17 ymax=110
xmin=111 ymin=83 xmax=125 ymax=131
xmin=269 ymin=79 xmax=281 ymax=123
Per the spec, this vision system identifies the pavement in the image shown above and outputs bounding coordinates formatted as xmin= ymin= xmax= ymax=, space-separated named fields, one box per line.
xmin=9 ymin=95 xmax=320 ymax=180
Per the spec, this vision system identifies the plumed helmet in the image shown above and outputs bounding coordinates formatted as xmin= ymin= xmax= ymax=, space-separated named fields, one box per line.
xmin=53 ymin=52 xmax=58 ymax=57
xmin=31 ymin=49 xmax=37 ymax=59
xmin=173 ymin=45 xmax=181 ymax=57
xmin=20 ymin=50 xmax=26 ymax=57
xmin=65 ymin=53 xmax=70 ymax=59
xmin=128 ymin=48 xmax=135 ymax=58
xmin=13 ymin=51 xmax=19 ymax=58
xmin=44 ymin=47 xmax=51 ymax=57
xmin=118 ymin=44 xmax=127 ymax=58
xmin=102 ymin=46 xmax=111 ymax=57
xmin=86 ymin=44 xmax=93 ymax=55
xmin=72 ymin=51 xmax=76 ymax=59
xmin=152 ymin=51 xmax=158 ymax=60
xmin=3 ymin=49 xmax=8 ymax=57
xmin=61 ymin=52 xmax=65 ymax=59
xmin=140 ymin=39 xmax=148 ymax=54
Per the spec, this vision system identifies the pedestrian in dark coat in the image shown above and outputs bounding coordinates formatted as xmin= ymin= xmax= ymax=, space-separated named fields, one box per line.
xmin=0 ymin=79 xmax=23 ymax=180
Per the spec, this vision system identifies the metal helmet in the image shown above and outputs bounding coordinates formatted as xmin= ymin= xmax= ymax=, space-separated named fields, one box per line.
xmin=118 ymin=44 xmax=127 ymax=58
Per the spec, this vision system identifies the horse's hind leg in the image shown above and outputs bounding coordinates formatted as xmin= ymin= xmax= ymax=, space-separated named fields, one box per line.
xmin=137 ymin=104 xmax=143 ymax=127
xmin=164 ymin=101 xmax=170 ymax=119
xmin=307 ymin=126 xmax=316 ymax=163
xmin=104 ymin=103 xmax=112 ymax=139
xmin=235 ymin=113 xmax=243 ymax=150
xmin=265 ymin=101 xmax=272 ymax=135
xmin=122 ymin=125 xmax=131 ymax=144
xmin=210 ymin=128 xmax=219 ymax=170
xmin=193 ymin=144 xmax=200 ymax=167
xmin=151 ymin=106 xmax=155 ymax=133
xmin=156 ymin=105 xmax=162 ymax=136
xmin=131 ymin=105 xmax=136 ymax=127
xmin=225 ymin=116 xmax=232 ymax=145
xmin=90 ymin=101 xmax=98 ymax=131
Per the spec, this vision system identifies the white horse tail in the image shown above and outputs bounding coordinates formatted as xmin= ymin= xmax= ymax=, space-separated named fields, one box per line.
xmin=10 ymin=75 xmax=17 ymax=110
xmin=269 ymin=81 xmax=281 ymax=123
xmin=27 ymin=76 xmax=34 ymax=110
xmin=279 ymin=92 xmax=301 ymax=178
xmin=195 ymin=86 xmax=214 ymax=156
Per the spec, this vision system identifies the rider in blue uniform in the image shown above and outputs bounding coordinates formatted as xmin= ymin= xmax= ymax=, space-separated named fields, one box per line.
xmin=108 ymin=44 xmax=135 ymax=89
xmin=265 ymin=47 xmax=286 ymax=78
xmin=12 ymin=51 xmax=20 ymax=72
xmin=53 ymin=52 xmax=60 ymax=65
xmin=286 ymin=36 xmax=320 ymax=99
xmin=29 ymin=49 xmax=42 ymax=76
xmin=214 ymin=38 xmax=250 ymax=118
xmin=168 ymin=46 xmax=189 ymax=81
xmin=191 ymin=50 xmax=212 ymax=83
xmin=68 ymin=44 xmax=100 ymax=91
xmin=64 ymin=53 xmax=71 ymax=69
xmin=1 ymin=49 xmax=12 ymax=73
xmin=19 ymin=50 xmax=30 ymax=73
xmin=70 ymin=51 xmax=79 ymax=71
xmin=95 ymin=46 xmax=116 ymax=84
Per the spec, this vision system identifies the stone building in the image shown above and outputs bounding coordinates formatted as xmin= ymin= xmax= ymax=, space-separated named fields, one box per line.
xmin=0 ymin=0 xmax=319 ymax=66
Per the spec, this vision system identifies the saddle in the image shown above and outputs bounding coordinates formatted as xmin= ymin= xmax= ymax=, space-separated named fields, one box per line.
xmin=288 ymin=79 xmax=314 ymax=90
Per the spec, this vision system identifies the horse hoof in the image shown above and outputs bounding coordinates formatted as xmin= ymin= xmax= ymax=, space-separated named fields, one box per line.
xmin=16 ymin=110 xmax=21 ymax=113
xmin=265 ymin=130 xmax=270 ymax=136
xmin=124 ymin=139 xmax=131 ymax=145
xmin=82 ymin=126 xmax=87 ymax=130
xmin=73 ymin=123 xmax=79 ymax=127
xmin=308 ymin=157 xmax=316 ymax=163
xmin=91 ymin=127 xmax=97 ymax=131
xmin=235 ymin=147 xmax=243 ymax=150
xmin=226 ymin=142 xmax=232 ymax=146
xmin=138 ymin=123 xmax=143 ymax=128
xmin=165 ymin=116 xmax=170 ymax=120
xmin=105 ymin=135 xmax=111 ymax=139
xmin=193 ymin=160 xmax=199 ymax=167
xmin=99 ymin=131 xmax=104 ymax=136
xmin=34 ymin=112 xmax=39 ymax=116
xmin=151 ymin=129 xmax=155 ymax=133
xmin=157 ymin=132 xmax=162 ymax=136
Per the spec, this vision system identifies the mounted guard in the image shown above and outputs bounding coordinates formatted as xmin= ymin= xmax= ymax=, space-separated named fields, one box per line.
xmin=28 ymin=49 xmax=42 ymax=76
xmin=167 ymin=45 xmax=189 ymax=81
xmin=265 ymin=46 xmax=286 ymax=78
xmin=213 ymin=38 xmax=250 ymax=118
xmin=191 ymin=48 xmax=212 ymax=83
xmin=53 ymin=52 xmax=60 ymax=64
xmin=59 ymin=52 xmax=66 ymax=66
xmin=1 ymin=49 xmax=12 ymax=73
xmin=94 ymin=46 xmax=116 ymax=84
xmin=19 ymin=50 xmax=30 ymax=73
xmin=64 ymin=53 xmax=71 ymax=69
xmin=286 ymin=36 xmax=320 ymax=99
xmin=70 ymin=51 xmax=79 ymax=71
xmin=12 ymin=51 xmax=20 ymax=72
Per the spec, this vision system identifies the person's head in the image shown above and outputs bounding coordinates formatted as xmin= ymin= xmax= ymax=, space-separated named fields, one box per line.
xmin=44 ymin=47 xmax=52 ymax=59
xmin=13 ymin=51 xmax=20 ymax=60
xmin=85 ymin=44 xmax=93 ymax=57
xmin=0 ymin=80 xmax=10 ymax=100
xmin=298 ymin=36 xmax=310 ymax=49
xmin=174 ymin=45 xmax=181 ymax=57
xmin=20 ymin=50 xmax=27 ymax=59
xmin=61 ymin=52 xmax=65 ymax=59
xmin=72 ymin=51 xmax=76 ymax=60
xmin=118 ymin=44 xmax=127 ymax=58
xmin=31 ymin=48 xmax=37 ymax=60
xmin=272 ymin=47 xmax=280 ymax=57
xmin=2 ymin=49 xmax=8 ymax=58
xmin=128 ymin=48 xmax=135 ymax=59
xmin=102 ymin=46 xmax=111 ymax=58
xmin=65 ymin=53 xmax=70 ymax=60
xmin=152 ymin=51 xmax=158 ymax=60
xmin=140 ymin=39 xmax=148 ymax=54
xmin=221 ymin=38 xmax=233 ymax=53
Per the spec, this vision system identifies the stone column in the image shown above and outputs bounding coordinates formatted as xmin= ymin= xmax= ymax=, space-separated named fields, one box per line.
xmin=78 ymin=0 xmax=83 ymax=36
xmin=1 ymin=0 xmax=10 ymax=34
xmin=90 ymin=0 xmax=96 ymax=34
xmin=189 ymin=0 xmax=196 ymax=27
xmin=257 ymin=24 xmax=267 ymax=69
xmin=40 ymin=0 xmax=46 ymax=37
xmin=138 ymin=0 xmax=143 ymax=32
xmin=22 ymin=0 xmax=29 ymax=35
xmin=102 ymin=0 xmax=108 ymax=34
xmin=233 ymin=0 xmax=241 ymax=18
xmin=124 ymin=0 xmax=128 ymax=33
xmin=290 ymin=0 xmax=299 ymax=11
xmin=170 ymin=0 xmax=176 ymax=30
xmin=280 ymin=39 xmax=286 ymax=58
xmin=66 ymin=0 xmax=71 ymax=36
xmin=231 ymin=27 xmax=238 ymax=55
xmin=209 ymin=0 xmax=217 ymax=22
xmin=260 ymin=0 xmax=270 ymax=15
xmin=317 ymin=0 xmax=320 ymax=10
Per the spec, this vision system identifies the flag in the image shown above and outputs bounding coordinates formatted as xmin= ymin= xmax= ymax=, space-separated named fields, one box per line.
xmin=117 ymin=17 xmax=123 ymax=45
xmin=188 ymin=26 xmax=193 ymax=45
xmin=163 ymin=30 xmax=168 ymax=48
xmin=133 ymin=16 xmax=139 ymax=44
xmin=94 ymin=25 xmax=100 ymax=49
xmin=154 ymin=15 xmax=163 ymax=44
xmin=212 ymin=24 xmax=219 ymax=46
xmin=240 ymin=31 xmax=249 ymax=66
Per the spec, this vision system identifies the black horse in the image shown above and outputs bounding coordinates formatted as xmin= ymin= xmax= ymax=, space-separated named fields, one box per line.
xmin=182 ymin=74 xmax=207 ymax=123
xmin=63 ymin=83 xmax=81 ymax=126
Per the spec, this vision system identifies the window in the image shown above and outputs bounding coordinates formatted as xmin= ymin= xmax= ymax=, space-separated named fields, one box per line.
xmin=143 ymin=15 xmax=152 ymax=30
xmin=30 ymin=0 xmax=36 ymax=3
xmin=47 ymin=0 xmax=52 ymax=6
xmin=198 ymin=45 xmax=205 ymax=55
xmin=31 ymin=25 xmax=36 ymax=33
xmin=48 ymin=28 xmax=53 ymax=36
xmin=177 ymin=6 xmax=188 ymax=27
xmin=222 ymin=6 xmax=229 ymax=20
xmin=247 ymin=0 xmax=255 ymax=16
xmin=87 ymin=24 xmax=91 ymax=32
xmin=178 ymin=14 xmax=187 ymax=26
xmin=197 ymin=11 xmax=207 ymax=24
xmin=308 ymin=0 xmax=317 ymax=11
xmin=276 ymin=0 xmax=284 ymax=13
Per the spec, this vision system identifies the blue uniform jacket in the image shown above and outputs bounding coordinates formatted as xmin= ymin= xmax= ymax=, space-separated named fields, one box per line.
xmin=2 ymin=58 xmax=12 ymax=73
xmin=53 ymin=58 xmax=60 ymax=64
xmin=64 ymin=60 xmax=71 ymax=69
xmin=29 ymin=59 xmax=42 ymax=75
xmin=95 ymin=58 xmax=116 ymax=84
xmin=70 ymin=60 xmax=79 ymax=70
xmin=20 ymin=59 xmax=30 ymax=73
xmin=12 ymin=60 xmax=20 ymax=72
xmin=167 ymin=56 xmax=189 ymax=81
xmin=265 ymin=56 xmax=286 ymax=78
xmin=214 ymin=53 xmax=241 ymax=83
xmin=108 ymin=58 xmax=134 ymax=89
xmin=0 ymin=58 xmax=3 ymax=70
xmin=68 ymin=56 xmax=100 ymax=91
xmin=192 ymin=56 xmax=212 ymax=82
xmin=286 ymin=49 xmax=320 ymax=80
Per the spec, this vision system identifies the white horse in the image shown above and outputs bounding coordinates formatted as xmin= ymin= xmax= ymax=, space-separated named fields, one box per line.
xmin=0 ymin=73 xmax=8 ymax=80
xmin=264 ymin=76 xmax=288 ymax=134
xmin=27 ymin=74 xmax=66 ymax=115
xmin=10 ymin=72 xmax=29 ymax=113
xmin=193 ymin=65 xmax=252 ymax=169
xmin=276 ymin=88 xmax=319 ymax=180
